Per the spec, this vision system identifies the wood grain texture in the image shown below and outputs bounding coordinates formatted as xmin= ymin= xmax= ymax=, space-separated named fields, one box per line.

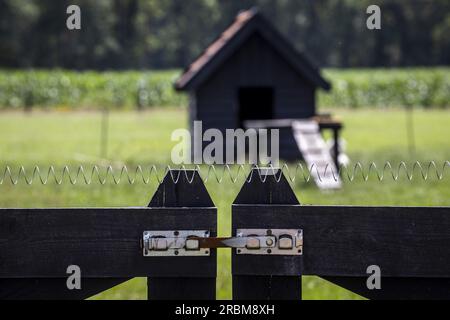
xmin=0 ymin=278 xmax=128 ymax=300
xmin=323 ymin=277 xmax=450 ymax=300
xmin=233 ymin=276 xmax=301 ymax=300
xmin=232 ymin=169 xmax=302 ymax=300
xmin=148 ymin=278 xmax=216 ymax=300
xmin=233 ymin=168 xmax=300 ymax=206
xmin=149 ymin=170 xmax=214 ymax=208
xmin=0 ymin=207 xmax=216 ymax=278
xmin=233 ymin=205 xmax=450 ymax=277
xmin=147 ymin=170 xmax=217 ymax=300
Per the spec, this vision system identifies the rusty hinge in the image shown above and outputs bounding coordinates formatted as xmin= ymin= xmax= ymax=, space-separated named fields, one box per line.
xmin=142 ymin=229 xmax=303 ymax=257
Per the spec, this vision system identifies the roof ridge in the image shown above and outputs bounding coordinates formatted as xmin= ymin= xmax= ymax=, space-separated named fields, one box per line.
xmin=175 ymin=9 xmax=330 ymax=91
xmin=175 ymin=9 xmax=257 ymax=89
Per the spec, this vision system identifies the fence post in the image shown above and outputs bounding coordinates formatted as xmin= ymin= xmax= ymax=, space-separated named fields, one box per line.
xmin=232 ymin=168 xmax=302 ymax=300
xmin=146 ymin=169 xmax=217 ymax=300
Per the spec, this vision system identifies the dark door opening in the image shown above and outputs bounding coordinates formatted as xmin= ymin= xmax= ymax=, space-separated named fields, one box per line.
xmin=238 ymin=87 xmax=274 ymax=128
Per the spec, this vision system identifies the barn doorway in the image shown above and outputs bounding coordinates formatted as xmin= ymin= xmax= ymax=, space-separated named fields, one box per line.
xmin=238 ymin=87 xmax=274 ymax=128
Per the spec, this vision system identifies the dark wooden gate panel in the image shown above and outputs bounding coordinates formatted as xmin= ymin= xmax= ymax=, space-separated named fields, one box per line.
xmin=1 ymin=168 xmax=449 ymax=300
xmin=147 ymin=170 xmax=217 ymax=300
xmin=232 ymin=168 xmax=302 ymax=300
xmin=237 ymin=205 xmax=450 ymax=277
xmin=0 ymin=169 xmax=217 ymax=300
xmin=0 ymin=278 xmax=128 ymax=300
xmin=232 ymin=168 xmax=450 ymax=300
xmin=323 ymin=277 xmax=450 ymax=300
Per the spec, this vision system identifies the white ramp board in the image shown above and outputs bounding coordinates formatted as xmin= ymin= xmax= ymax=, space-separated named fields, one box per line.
xmin=292 ymin=120 xmax=342 ymax=189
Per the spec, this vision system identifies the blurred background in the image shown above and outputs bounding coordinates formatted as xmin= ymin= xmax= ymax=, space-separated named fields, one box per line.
xmin=1 ymin=0 xmax=449 ymax=69
xmin=0 ymin=0 xmax=449 ymax=300
xmin=0 ymin=0 xmax=448 ymax=111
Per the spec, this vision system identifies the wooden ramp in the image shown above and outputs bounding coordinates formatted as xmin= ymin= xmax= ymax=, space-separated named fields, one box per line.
xmin=292 ymin=120 xmax=342 ymax=189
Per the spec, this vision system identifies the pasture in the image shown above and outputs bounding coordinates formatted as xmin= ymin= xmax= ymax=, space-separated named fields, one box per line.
xmin=0 ymin=108 xmax=449 ymax=299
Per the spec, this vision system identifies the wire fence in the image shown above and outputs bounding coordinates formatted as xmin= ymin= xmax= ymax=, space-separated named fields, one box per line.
xmin=0 ymin=161 xmax=449 ymax=185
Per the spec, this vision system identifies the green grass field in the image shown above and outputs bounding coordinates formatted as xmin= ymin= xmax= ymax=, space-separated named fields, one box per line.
xmin=0 ymin=108 xmax=449 ymax=299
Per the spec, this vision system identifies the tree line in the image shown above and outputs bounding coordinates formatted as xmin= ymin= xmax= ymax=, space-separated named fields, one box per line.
xmin=0 ymin=0 xmax=448 ymax=70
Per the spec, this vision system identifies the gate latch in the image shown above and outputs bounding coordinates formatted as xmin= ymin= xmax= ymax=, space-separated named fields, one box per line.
xmin=142 ymin=229 xmax=302 ymax=257
xmin=143 ymin=230 xmax=211 ymax=257
xmin=235 ymin=229 xmax=303 ymax=256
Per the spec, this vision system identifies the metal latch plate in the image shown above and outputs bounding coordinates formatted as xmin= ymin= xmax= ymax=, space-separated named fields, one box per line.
xmin=143 ymin=230 xmax=210 ymax=257
xmin=236 ymin=229 xmax=303 ymax=256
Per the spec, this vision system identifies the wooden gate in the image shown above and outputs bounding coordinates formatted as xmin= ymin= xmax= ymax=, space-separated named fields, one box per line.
xmin=1 ymin=168 xmax=450 ymax=300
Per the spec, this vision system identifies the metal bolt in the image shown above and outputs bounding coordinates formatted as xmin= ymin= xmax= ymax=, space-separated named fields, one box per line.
xmin=153 ymin=238 xmax=168 ymax=251
xmin=185 ymin=238 xmax=200 ymax=251
xmin=279 ymin=235 xmax=294 ymax=250
xmin=265 ymin=237 xmax=274 ymax=247
xmin=246 ymin=237 xmax=260 ymax=250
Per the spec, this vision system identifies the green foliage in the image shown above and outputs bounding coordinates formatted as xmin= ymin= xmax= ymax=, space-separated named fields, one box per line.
xmin=1 ymin=1 xmax=449 ymax=69
xmin=0 ymin=68 xmax=448 ymax=110
xmin=321 ymin=68 xmax=450 ymax=108
xmin=0 ymin=70 xmax=187 ymax=109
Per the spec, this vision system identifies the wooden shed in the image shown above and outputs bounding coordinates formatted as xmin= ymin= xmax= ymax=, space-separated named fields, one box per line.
xmin=176 ymin=8 xmax=342 ymax=172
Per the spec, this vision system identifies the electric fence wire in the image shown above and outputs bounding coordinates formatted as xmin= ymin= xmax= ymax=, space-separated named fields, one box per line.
xmin=0 ymin=161 xmax=449 ymax=185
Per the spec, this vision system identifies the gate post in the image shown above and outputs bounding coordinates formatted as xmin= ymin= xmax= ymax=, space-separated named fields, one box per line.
xmin=232 ymin=168 xmax=302 ymax=300
xmin=146 ymin=169 xmax=217 ymax=300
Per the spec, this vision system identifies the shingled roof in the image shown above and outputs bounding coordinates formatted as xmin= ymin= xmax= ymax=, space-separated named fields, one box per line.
xmin=175 ymin=8 xmax=330 ymax=91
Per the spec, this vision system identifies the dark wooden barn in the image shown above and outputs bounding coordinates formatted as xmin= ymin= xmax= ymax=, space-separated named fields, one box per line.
xmin=176 ymin=8 xmax=343 ymax=177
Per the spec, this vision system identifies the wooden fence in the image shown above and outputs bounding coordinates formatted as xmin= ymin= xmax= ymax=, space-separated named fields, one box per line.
xmin=1 ymin=168 xmax=449 ymax=300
